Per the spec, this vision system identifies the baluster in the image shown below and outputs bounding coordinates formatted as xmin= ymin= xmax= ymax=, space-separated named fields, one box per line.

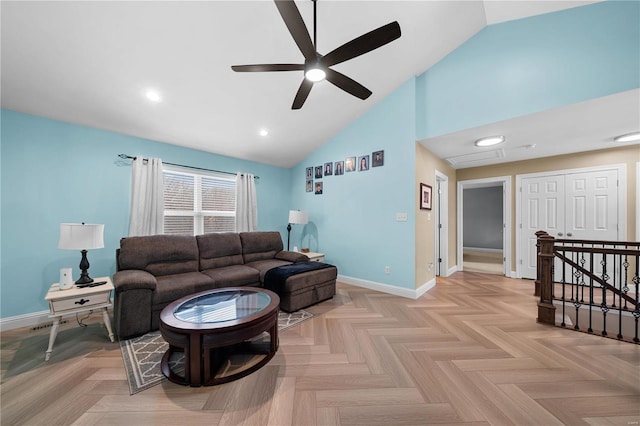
xmin=588 ymin=251 xmax=594 ymax=333
xmin=633 ymin=253 xmax=639 ymax=343
xmin=600 ymin=250 xmax=609 ymax=337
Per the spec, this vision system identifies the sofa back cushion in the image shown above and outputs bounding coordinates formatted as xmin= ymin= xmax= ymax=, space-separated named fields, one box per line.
xmin=240 ymin=231 xmax=284 ymax=263
xmin=118 ymin=235 xmax=200 ymax=276
xmin=196 ymin=232 xmax=244 ymax=270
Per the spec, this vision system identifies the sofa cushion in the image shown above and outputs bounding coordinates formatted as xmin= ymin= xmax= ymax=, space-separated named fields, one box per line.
xmin=119 ymin=235 xmax=200 ymax=276
xmin=152 ymin=272 xmax=215 ymax=305
xmin=240 ymin=231 xmax=284 ymax=263
xmin=201 ymin=265 xmax=260 ymax=287
xmin=245 ymin=259 xmax=292 ymax=282
xmin=196 ymin=233 xmax=244 ymax=270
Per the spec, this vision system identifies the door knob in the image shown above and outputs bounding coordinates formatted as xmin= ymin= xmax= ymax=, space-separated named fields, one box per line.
xmin=557 ymin=232 xmax=563 ymax=236
xmin=567 ymin=232 xmax=573 ymax=237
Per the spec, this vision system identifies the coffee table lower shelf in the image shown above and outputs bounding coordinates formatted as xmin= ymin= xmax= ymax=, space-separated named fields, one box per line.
xmin=161 ymin=337 xmax=278 ymax=386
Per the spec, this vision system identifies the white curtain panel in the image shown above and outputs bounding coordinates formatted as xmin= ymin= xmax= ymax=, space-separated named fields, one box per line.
xmin=236 ymin=172 xmax=257 ymax=232
xmin=129 ymin=157 xmax=164 ymax=236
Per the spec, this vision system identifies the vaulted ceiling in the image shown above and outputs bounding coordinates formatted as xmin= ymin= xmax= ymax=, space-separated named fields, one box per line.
xmin=4 ymin=0 xmax=630 ymax=170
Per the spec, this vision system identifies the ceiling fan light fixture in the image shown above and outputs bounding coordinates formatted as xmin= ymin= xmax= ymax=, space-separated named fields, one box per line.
xmin=474 ymin=135 xmax=505 ymax=147
xmin=613 ymin=131 xmax=640 ymax=143
xmin=305 ymin=66 xmax=326 ymax=82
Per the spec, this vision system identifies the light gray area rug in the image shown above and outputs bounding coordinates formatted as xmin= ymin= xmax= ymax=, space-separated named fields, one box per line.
xmin=120 ymin=309 xmax=314 ymax=394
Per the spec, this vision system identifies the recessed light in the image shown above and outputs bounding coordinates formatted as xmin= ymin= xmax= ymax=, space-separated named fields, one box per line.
xmin=613 ymin=131 xmax=640 ymax=143
xmin=259 ymin=129 xmax=269 ymax=137
xmin=474 ymin=135 xmax=505 ymax=147
xmin=145 ymin=90 xmax=162 ymax=102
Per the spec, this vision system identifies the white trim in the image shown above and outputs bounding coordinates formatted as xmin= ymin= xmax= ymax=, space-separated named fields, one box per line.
xmin=457 ymin=176 xmax=511 ymax=277
xmin=515 ymin=163 xmax=627 ymax=279
xmin=637 ymin=162 xmax=639 ymax=241
xmin=435 ymin=170 xmax=449 ymax=277
xmin=338 ymin=274 xmax=435 ymax=300
xmin=0 ymin=310 xmax=50 ymax=332
xmin=448 ymin=265 xmax=458 ymax=276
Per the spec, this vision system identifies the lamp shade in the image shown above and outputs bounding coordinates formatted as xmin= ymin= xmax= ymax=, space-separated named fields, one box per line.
xmin=58 ymin=223 xmax=104 ymax=250
xmin=288 ymin=210 xmax=308 ymax=225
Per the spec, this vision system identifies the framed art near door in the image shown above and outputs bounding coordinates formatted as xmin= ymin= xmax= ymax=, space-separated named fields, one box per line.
xmin=420 ymin=183 xmax=432 ymax=210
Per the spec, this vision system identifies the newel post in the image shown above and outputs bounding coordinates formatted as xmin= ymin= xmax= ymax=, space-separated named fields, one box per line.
xmin=536 ymin=231 xmax=556 ymax=325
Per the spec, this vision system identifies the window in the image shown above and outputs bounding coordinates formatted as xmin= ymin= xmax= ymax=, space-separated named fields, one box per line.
xmin=163 ymin=168 xmax=236 ymax=235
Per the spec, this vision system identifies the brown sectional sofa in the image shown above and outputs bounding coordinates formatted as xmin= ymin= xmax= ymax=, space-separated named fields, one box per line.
xmin=113 ymin=231 xmax=335 ymax=339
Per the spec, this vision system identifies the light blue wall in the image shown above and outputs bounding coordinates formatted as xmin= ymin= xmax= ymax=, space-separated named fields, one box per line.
xmin=290 ymin=79 xmax=417 ymax=289
xmin=0 ymin=109 xmax=291 ymax=318
xmin=416 ymin=0 xmax=640 ymax=139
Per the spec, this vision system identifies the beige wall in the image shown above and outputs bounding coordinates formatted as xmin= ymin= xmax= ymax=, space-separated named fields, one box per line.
xmin=415 ymin=143 xmax=457 ymax=288
xmin=457 ymin=145 xmax=639 ymax=272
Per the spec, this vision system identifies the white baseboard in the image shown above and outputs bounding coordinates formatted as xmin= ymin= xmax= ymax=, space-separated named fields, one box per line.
xmin=447 ymin=265 xmax=458 ymax=277
xmin=463 ymin=246 xmax=503 ymax=253
xmin=0 ymin=310 xmax=50 ymax=332
xmin=338 ymin=274 xmax=435 ymax=300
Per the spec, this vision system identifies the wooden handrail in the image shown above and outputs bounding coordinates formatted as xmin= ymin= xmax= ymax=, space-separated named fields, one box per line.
xmin=536 ymin=230 xmax=640 ymax=343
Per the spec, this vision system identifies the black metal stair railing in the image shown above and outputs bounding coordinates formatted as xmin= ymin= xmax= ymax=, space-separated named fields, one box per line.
xmin=535 ymin=231 xmax=640 ymax=344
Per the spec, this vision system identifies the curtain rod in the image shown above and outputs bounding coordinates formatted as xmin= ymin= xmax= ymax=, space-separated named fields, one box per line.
xmin=118 ymin=154 xmax=259 ymax=179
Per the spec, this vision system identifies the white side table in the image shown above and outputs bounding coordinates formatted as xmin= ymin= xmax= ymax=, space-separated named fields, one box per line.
xmin=44 ymin=276 xmax=115 ymax=361
xmin=302 ymin=252 xmax=325 ymax=262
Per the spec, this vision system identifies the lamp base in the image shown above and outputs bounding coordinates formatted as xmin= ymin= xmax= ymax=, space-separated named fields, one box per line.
xmin=75 ymin=249 xmax=94 ymax=285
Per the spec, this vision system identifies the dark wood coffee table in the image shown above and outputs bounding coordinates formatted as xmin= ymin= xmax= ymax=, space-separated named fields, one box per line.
xmin=159 ymin=287 xmax=279 ymax=386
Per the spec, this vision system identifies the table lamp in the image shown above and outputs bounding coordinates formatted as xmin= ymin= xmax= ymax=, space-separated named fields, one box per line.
xmin=58 ymin=223 xmax=105 ymax=285
xmin=287 ymin=210 xmax=308 ymax=251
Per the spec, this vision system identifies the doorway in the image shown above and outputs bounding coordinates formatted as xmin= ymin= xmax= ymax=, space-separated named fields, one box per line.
xmin=435 ymin=171 xmax=448 ymax=276
xmin=457 ymin=176 xmax=512 ymax=277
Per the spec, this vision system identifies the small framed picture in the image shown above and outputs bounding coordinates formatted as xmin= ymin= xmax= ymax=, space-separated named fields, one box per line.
xmin=334 ymin=161 xmax=344 ymax=175
xmin=324 ymin=162 xmax=333 ymax=176
xmin=315 ymin=181 xmax=323 ymax=195
xmin=358 ymin=155 xmax=369 ymax=171
xmin=306 ymin=167 xmax=313 ymax=179
xmin=372 ymin=150 xmax=384 ymax=167
xmin=306 ymin=179 xmax=313 ymax=192
xmin=345 ymin=157 xmax=356 ymax=172
xmin=420 ymin=183 xmax=432 ymax=210
xmin=315 ymin=166 xmax=323 ymax=179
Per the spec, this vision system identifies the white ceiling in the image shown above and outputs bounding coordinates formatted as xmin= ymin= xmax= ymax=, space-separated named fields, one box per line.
xmin=3 ymin=0 xmax=629 ymax=170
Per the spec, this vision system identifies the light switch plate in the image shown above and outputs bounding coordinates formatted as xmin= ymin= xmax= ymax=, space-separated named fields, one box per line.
xmin=396 ymin=213 xmax=408 ymax=222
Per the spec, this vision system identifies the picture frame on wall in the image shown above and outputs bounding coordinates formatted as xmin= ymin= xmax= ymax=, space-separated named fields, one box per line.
xmin=306 ymin=179 xmax=313 ymax=192
xmin=315 ymin=166 xmax=323 ymax=179
xmin=420 ymin=183 xmax=432 ymax=210
xmin=358 ymin=155 xmax=369 ymax=171
xmin=306 ymin=167 xmax=313 ymax=179
xmin=345 ymin=157 xmax=356 ymax=172
xmin=334 ymin=161 xmax=344 ymax=175
xmin=372 ymin=150 xmax=384 ymax=167
xmin=324 ymin=162 xmax=333 ymax=176
xmin=315 ymin=181 xmax=323 ymax=194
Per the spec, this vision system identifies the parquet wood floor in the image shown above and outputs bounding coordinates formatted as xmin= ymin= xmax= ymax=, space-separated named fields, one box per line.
xmin=2 ymin=273 xmax=639 ymax=425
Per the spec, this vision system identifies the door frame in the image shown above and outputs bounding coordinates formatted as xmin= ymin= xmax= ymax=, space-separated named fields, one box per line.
xmin=457 ymin=176 xmax=512 ymax=277
xmin=515 ymin=163 xmax=627 ymax=279
xmin=435 ymin=170 xmax=448 ymax=276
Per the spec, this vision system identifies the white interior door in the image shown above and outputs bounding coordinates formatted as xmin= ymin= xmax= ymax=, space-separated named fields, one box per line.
xmin=519 ymin=168 xmax=620 ymax=280
xmin=521 ymin=174 xmax=565 ymax=279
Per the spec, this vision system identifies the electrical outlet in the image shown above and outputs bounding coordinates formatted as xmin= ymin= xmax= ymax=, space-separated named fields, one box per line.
xmin=384 ymin=266 xmax=390 ymax=274
xmin=427 ymin=263 xmax=433 ymax=271
xmin=395 ymin=213 xmax=407 ymax=222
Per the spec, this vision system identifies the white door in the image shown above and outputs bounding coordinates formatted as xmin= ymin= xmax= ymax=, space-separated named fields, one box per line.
xmin=521 ymin=174 xmax=565 ymax=279
xmin=519 ymin=168 xmax=619 ymax=279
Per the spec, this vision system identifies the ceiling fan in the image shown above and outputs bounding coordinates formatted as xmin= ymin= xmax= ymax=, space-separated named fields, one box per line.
xmin=231 ymin=0 xmax=401 ymax=110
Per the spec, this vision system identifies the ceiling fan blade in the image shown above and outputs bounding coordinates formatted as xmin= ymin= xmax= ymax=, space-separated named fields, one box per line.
xmin=325 ymin=68 xmax=372 ymax=100
xmin=274 ymin=0 xmax=317 ymax=61
xmin=292 ymin=78 xmax=314 ymax=110
xmin=322 ymin=21 xmax=401 ymax=67
xmin=231 ymin=64 xmax=304 ymax=72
